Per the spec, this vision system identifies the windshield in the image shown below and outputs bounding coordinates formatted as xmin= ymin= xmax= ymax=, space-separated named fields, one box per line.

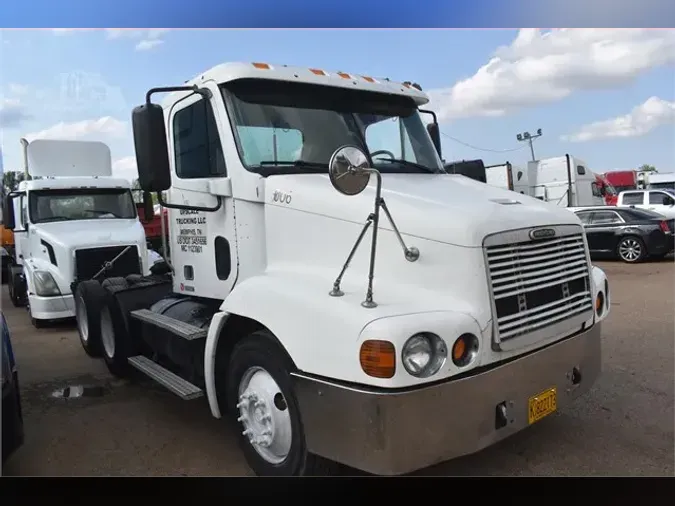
xmin=650 ymin=182 xmax=675 ymax=190
xmin=29 ymin=188 xmax=137 ymax=224
xmin=221 ymin=79 xmax=444 ymax=176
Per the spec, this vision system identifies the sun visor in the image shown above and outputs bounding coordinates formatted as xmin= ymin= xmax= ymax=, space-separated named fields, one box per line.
xmin=27 ymin=139 xmax=113 ymax=178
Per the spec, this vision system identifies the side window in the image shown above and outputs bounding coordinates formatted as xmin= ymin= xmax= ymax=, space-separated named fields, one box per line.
xmin=19 ymin=196 xmax=28 ymax=227
xmin=621 ymin=192 xmax=644 ymax=205
xmin=591 ymin=182 xmax=602 ymax=197
xmin=591 ymin=211 xmax=622 ymax=224
xmin=173 ymin=98 xmax=226 ymax=179
xmin=576 ymin=211 xmax=593 ymax=224
xmin=576 ymin=165 xmax=586 ymax=175
xmin=649 ymin=191 xmax=674 ymax=205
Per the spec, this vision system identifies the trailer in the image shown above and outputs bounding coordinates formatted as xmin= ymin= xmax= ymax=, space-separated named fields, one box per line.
xmin=2 ymin=139 xmax=156 ymax=329
xmin=67 ymin=61 xmax=609 ymax=476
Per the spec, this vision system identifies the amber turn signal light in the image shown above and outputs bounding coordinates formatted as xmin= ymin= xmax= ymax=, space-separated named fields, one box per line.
xmin=360 ymin=340 xmax=396 ymax=378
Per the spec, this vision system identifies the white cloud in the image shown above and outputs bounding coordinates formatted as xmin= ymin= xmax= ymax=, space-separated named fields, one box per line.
xmin=135 ymin=39 xmax=164 ymax=51
xmin=427 ymin=29 xmax=675 ymax=122
xmin=25 ymin=116 xmax=128 ymax=142
xmin=562 ymin=96 xmax=675 ymax=143
xmin=112 ymin=156 xmax=138 ymax=183
xmin=105 ymin=29 xmax=168 ymax=51
xmin=0 ymin=98 xmax=31 ymax=128
xmin=52 ymin=28 xmax=96 ymax=35
xmin=7 ymin=83 xmax=29 ymax=95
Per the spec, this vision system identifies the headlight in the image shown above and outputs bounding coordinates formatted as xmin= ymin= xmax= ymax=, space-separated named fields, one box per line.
xmin=401 ymin=333 xmax=447 ymax=378
xmin=33 ymin=270 xmax=61 ymax=296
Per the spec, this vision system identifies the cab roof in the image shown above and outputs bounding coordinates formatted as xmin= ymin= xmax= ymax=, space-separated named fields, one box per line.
xmin=161 ymin=61 xmax=429 ymax=109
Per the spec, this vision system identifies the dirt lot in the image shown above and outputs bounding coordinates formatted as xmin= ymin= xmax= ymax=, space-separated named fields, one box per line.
xmin=2 ymin=259 xmax=674 ymax=476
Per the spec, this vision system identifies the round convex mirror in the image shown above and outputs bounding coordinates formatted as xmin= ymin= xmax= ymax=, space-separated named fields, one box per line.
xmin=328 ymin=145 xmax=371 ymax=196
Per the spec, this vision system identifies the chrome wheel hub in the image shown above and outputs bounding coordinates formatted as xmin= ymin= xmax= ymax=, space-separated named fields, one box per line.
xmin=237 ymin=366 xmax=292 ymax=464
xmin=619 ymin=239 xmax=641 ymax=261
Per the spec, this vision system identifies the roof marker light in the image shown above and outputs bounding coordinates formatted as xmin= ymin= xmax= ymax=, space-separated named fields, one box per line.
xmin=252 ymin=62 xmax=271 ymax=69
xmin=337 ymin=72 xmax=352 ymax=79
xmin=309 ymin=68 xmax=327 ymax=76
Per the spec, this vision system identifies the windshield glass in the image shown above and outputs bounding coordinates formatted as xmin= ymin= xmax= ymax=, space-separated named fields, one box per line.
xmin=650 ymin=182 xmax=675 ymax=190
xmin=221 ymin=79 xmax=444 ymax=176
xmin=29 ymin=188 xmax=137 ymax=224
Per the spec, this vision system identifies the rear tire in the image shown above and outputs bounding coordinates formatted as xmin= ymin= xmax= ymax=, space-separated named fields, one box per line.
xmin=617 ymin=236 xmax=646 ymax=263
xmin=226 ymin=330 xmax=342 ymax=476
xmin=75 ymin=281 xmax=108 ymax=358
xmin=101 ymin=295 xmax=136 ymax=378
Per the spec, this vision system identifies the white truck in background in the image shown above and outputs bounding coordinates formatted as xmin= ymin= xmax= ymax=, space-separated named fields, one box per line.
xmin=70 ymin=61 xmax=609 ymax=476
xmin=615 ymin=189 xmax=675 ymax=219
xmin=647 ymin=172 xmax=675 ymax=191
xmin=512 ymin=155 xmax=605 ymax=207
xmin=3 ymin=139 xmax=155 ymax=329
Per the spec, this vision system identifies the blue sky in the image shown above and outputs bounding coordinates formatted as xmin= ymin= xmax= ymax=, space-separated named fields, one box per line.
xmin=1 ymin=29 xmax=673 ymax=182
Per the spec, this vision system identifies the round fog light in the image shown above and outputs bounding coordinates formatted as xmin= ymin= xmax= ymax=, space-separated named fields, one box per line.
xmin=596 ymin=292 xmax=604 ymax=317
xmin=452 ymin=334 xmax=479 ymax=367
xmin=401 ymin=333 xmax=447 ymax=378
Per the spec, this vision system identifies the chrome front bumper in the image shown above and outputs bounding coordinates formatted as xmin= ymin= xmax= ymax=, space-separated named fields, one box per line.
xmin=292 ymin=322 xmax=602 ymax=475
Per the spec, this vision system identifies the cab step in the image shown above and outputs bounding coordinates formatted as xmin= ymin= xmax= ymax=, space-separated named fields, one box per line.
xmin=130 ymin=308 xmax=208 ymax=341
xmin=127 ymin=355 xmax=203 ymax=400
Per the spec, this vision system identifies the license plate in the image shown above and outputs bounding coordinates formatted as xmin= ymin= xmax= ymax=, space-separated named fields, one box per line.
xmin=528 ymin=387 xmax=557 ymax=425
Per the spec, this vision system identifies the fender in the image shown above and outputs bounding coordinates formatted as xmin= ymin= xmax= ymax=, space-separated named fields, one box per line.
xmin=202 ymin=270 xmax=483 ymax=414
xmin=22 ymin=258 xmax=70 ymax=296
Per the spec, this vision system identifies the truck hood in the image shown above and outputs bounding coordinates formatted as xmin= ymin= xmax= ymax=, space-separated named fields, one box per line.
xmin=266 ymin=173 xmax=582 ymax=247
xmin=35 ymin=219 xmax=145 ymax=249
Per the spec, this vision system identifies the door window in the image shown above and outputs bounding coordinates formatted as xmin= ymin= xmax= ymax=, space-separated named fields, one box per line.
xmin=590 ymin=211 xmax=622 ymax=224
xmin=621 ymin=192 xmax=644 ymax=205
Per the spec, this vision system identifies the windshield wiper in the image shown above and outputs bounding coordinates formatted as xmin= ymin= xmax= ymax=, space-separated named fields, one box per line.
xmin=373 ymin=158 xmax=443 ymax=174
xmin=84 ymin=209 xmax=123 ymax=218
xmin=258 ymin=160 xmax=328 ymax=171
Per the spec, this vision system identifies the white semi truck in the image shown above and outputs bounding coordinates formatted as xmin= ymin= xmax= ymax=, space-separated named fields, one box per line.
xmin=2 ymin=139 xmax=155 ymax=329
xmin=72 ymin=62 xmax=609 ymax=476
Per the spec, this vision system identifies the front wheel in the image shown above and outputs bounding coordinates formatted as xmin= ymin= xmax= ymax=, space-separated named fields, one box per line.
xmin=226 ymin=331 xmax=342 ymax=476
xmin=75 ymin=280 xmax=108 ymax=358
xmin=617 ymin=236 xmax=646 ymax=263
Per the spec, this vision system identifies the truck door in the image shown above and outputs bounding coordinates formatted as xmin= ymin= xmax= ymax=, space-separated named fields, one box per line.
xmin=166 ymin=87 xmax=239 ymax=300
xmin=13 ymin=193 xmax=28 ymax=266
xmin=647 ymin=190 xmax=675 ymax=218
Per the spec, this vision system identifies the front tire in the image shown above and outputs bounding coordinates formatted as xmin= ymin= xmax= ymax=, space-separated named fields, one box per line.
xmin=226 ymin=331 xmax=341 ymax=476
xmin=8 ymin=270 xmax=26 ymax=308
xmin=75 ymin=281 xmax=108 ymax=358
xmin=617 ymin=236 xmax=646 ymax=263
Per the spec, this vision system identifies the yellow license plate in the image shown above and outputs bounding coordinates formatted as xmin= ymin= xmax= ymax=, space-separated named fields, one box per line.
xmin=528 ymin=387 xmax=557 ymax=425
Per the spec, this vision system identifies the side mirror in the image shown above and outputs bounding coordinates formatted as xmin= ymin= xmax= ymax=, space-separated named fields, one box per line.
xmin=426 ymin=122 xmax=442 ymax=159
xmin=142 ymin=191 xmax=155 ymax=223
xmin=3 ymin=195 xmax=16 ymax=230
xmin=328 ymin=146 xmax=371 ymax=196
xmin=132 ymin=103 xmax=171 ymax=192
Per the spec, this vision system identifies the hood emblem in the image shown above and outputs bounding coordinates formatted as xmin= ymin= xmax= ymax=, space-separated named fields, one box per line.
xmin=529 ymin=227 xmax=556 ymax=240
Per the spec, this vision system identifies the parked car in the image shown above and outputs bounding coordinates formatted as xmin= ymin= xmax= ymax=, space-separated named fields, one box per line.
xmin=572 ymin=206 xmax=675 ymax=263
xmin=2 ymin=311 xmax=24 ymax=463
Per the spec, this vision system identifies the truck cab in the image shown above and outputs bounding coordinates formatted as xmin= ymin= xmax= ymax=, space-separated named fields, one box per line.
xmin=74 ymin=62 xmax=610 ymax=476
xmin=616 ymin=189 xmax=675 ymax=219
xmin=512 ymin=155 xmax=605 ymax=207
xmin=3 ymin=139 xmax=152 ymax=327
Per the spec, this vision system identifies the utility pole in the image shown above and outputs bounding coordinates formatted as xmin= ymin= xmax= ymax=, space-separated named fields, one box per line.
xmin=516 ymin=128 xmax=542 ymax=161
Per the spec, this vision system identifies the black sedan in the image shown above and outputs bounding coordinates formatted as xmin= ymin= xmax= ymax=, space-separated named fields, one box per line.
xmin=573 ymin=207 xmax=675 ymax=263
xmin=2 ymin=310 xmax=24 ymax=464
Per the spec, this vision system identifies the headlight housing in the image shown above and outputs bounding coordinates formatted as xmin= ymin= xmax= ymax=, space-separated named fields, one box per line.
xmin=33 ymin=270 xmax=61 ymax=297
xmin=401 ymin=332 xmax=447 ymax=378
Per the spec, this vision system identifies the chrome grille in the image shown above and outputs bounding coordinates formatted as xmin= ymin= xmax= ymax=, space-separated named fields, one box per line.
xmin=485 ymin=227 xmax=593 ymax=343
